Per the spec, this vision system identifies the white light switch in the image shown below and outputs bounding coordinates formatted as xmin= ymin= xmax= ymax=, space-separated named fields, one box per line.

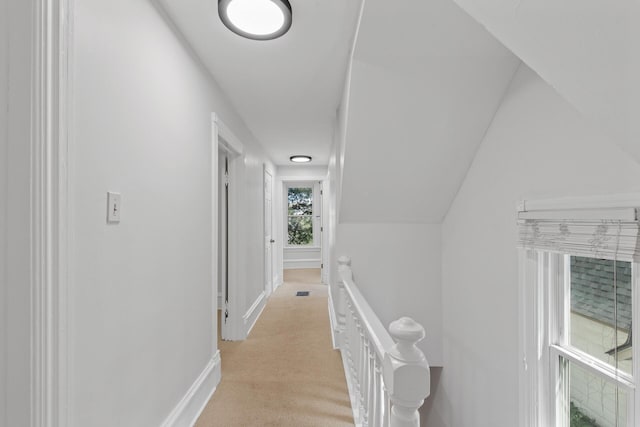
xmin=107 ymin=192 xmax=121 ymax=223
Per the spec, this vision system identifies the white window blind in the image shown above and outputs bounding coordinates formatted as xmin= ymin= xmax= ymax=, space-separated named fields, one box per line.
xmin=517 ymin=207 xmax=640 ymax=262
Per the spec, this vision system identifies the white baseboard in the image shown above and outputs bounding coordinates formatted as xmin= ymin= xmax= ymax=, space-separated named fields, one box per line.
xmin=217 ymin=293 xmax=222 ymax=309
xmin=161 ymin=351 xmax=221 ymax=427
xmin=243 ymin=291 xmax=266 ymax=337
xmin=283 ymin=258 xmax=321 ymax=269
xmin=273 ymin=277 xmax=283 ymax=291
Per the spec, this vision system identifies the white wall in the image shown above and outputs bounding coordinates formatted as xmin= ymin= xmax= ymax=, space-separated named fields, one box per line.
xmin=326 ymin=140 xmax=339 ymax=289
xmin=283 ymin=247 xmax=321 ymax=269
xmin=450 ymin=0 xmax=640 ymax=164
xmin=326 ymin=72 xmax=351 ymax=334
xmin=238 ymin=137 xmax=276 ymax=317
xmin=71 ymin=0 xmax=272 ymax=425
xmin=329 ymin=86 xmax=350 ymax=289
xmin=3 ymin=0 xmax=33 ymax=425
xmin=437 ymin=64 xmax=640 ymax=427
xmin=277 ymin=165 xmax=328 ymax=178
xmin=335 ymin=223 xmax=443 ymax=366
xmin=340 ymin=56 xmax=517 ymax=224
xmin=0 ymin=0 xmax=8 ymax=423
xmin=339 ymin=0 xmax=519 ymax=225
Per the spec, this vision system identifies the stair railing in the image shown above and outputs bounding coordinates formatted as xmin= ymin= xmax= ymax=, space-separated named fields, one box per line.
xmin=334 ymin=256 xmax=430 ymax=427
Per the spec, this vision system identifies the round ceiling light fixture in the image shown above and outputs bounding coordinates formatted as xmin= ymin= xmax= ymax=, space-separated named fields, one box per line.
xmin=218 ymin=0 xmax=292 ymax=41
xmin=289 ymin=155 xmax=312 ymax=163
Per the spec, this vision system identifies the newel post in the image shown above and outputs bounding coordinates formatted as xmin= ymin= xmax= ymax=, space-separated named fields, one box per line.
xmin=335 ymin=256 xmax=351 ymax=344
xmin=383 ymin=317 xmax=431 ymax=427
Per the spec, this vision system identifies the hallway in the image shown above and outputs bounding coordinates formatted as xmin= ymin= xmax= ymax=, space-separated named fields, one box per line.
xmin=196 ymin=269 xmax=353 ymax=426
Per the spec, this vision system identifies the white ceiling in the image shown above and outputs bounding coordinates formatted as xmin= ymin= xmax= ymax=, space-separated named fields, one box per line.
xmin=449 ymin=0 xmax=640 ymax=164
xmin=158 ymin=0 xmax=363 ymax=165
xmin=339 ymin=0 xmax=520 ymax=223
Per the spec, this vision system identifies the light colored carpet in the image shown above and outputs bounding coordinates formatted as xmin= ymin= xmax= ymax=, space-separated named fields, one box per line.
xmin=195 ymin=268 xmax=354 ymax=427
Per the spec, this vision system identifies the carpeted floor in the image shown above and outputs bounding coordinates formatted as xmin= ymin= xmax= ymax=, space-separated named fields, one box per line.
xmin=195 ymin=268 xmax=354 ymax=427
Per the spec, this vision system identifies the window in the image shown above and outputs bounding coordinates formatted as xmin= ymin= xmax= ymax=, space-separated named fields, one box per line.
xmin=287 ymin=185 xmax=314 ymax=246
xmin=561 ymin=255 xmax=631 ymax=427
xmin=518 ymin=197 xmax=640 ymax=427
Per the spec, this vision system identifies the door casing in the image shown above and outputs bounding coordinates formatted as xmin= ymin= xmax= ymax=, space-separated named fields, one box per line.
xmin=278 ymin=176 xmax=329 ymax=281
xmin=212 ymin=113 xmax=244 ymax=341
xmin=264 ymin=166 xmax=275 ymax=296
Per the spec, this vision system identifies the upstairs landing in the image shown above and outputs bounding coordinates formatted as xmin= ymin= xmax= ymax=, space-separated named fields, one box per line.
xmin=196 ymin=269 xmax=353 ymax=426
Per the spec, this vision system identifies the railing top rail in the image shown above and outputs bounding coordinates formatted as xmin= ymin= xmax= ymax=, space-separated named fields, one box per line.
xmin=335 ymin=256 xmax=430 ymax=427
xmin=338 ymin=256 xmax=395 ymax=360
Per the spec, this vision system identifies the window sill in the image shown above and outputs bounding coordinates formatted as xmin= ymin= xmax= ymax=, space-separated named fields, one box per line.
xmin=284 ymin=246 xmax=321 ymax=250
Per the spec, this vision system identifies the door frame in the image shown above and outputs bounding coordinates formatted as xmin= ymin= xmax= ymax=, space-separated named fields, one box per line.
xmin=212 ymin=113 xmax=244 ymax=341
xmin=15 ymin=0 xmax=74 ymax=425
xmin=277 ymin=174 xmax=328 ymax=284
xmin=263 ymin=165 xmax=276 ymax=297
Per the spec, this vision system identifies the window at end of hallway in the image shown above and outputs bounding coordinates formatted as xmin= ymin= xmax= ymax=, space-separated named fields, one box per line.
xmin=287 ymin=186 xmax=313 ymax=245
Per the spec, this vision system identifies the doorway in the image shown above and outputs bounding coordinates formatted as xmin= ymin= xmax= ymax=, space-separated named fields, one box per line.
xmin=213 ymin=114 xmax=244 ymax=341
xmin=282 ymin=181 xmax=323 ymax=272
xmin=264 ymin=167 xmax=276 ymax=296
xmin=218 ymin=149 xmax=229 ymax=336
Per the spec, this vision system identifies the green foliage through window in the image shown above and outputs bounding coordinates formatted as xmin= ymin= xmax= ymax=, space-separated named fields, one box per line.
xmin=288 ymin=187 xmax=313 ymax=245
xmin=570 ymin=402 xmax=600 ymax=427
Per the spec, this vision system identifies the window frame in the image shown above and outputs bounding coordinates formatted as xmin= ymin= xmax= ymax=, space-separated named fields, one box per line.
xmin=520 ymin=251 xmax=639 ymax=427
xmin=518 ymin=195 xmax=640 ymax=427
xmin=284 ymin=181 xmax=320 ymax=248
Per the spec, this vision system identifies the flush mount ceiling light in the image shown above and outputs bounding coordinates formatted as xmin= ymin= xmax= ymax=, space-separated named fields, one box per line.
xmin=219 ymin=0 xmax=292 ymax=41
xmin=289 ymin=155 xmax=312 ymax=163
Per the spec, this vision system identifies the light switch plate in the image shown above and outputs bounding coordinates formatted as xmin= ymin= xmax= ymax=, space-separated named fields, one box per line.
xmin=107 ymin=192 xmax=121 ymax=223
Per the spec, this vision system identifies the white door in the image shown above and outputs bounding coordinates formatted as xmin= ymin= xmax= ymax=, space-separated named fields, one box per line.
xmin=219 ymin=152 xmax=230 ymax=339
xmin=214 ymin=114 xmax=245 ymax=341
xmin=318 ymin=181 xmax=324 ymax=281
xmin=264 ymin=168 xmax=274 ymax=295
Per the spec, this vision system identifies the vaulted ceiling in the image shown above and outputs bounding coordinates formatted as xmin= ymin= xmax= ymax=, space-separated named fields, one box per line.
xmin=339 ymin=0 xmax=520 ymax=223
xmin=448 ymin=0 xmax=640 ymax=164
xmin=157 ymin=0 xmax=637 ymax=224
xmin=157 ymin=0 xmax=362 ymax=165
xmin=339 ymin=0 xmax=640 ymax=224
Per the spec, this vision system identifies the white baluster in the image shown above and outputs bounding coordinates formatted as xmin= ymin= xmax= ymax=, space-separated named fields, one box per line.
xmin=355 ymin=317 xmax=365 ymax=422
xmin=344 ymin=300 xmax=352 ymax=362
xmin=350 ymin=305 xmax=361 ymax=424
xmin=337 ymin=255 xmax=352 ymax=275
xmin=366 ymin=345 xmax=376 ymax=427
xmin=383 ymin=387 xmax=390 ymax=427
xmin=378 ymin=355 xmax=386 ymax=427
xmin=347 ymin=302 xmax=356 ymax=388
xmin=336 ymin=257 xmax=351 ymax=347
xmin=370 ymin=354 xmax=380 ymax=427
xmin=383 ymin=317 xmax=430 ymax=427
xmin=362 ymin=337 xmax=370 ymax=427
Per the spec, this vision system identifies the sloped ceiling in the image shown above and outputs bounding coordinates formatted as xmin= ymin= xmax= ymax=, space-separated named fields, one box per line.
xmin=449 ymin=0 xmax=640 ymax=164
xmin=157 ymin=0 xmax=362 ymax=165
xmin=339 ymin=0 xmax=520 ymax=223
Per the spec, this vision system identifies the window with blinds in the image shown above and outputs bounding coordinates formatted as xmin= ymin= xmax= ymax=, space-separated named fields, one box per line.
xmin=517 ymin=196 xmax=640 ymax=427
